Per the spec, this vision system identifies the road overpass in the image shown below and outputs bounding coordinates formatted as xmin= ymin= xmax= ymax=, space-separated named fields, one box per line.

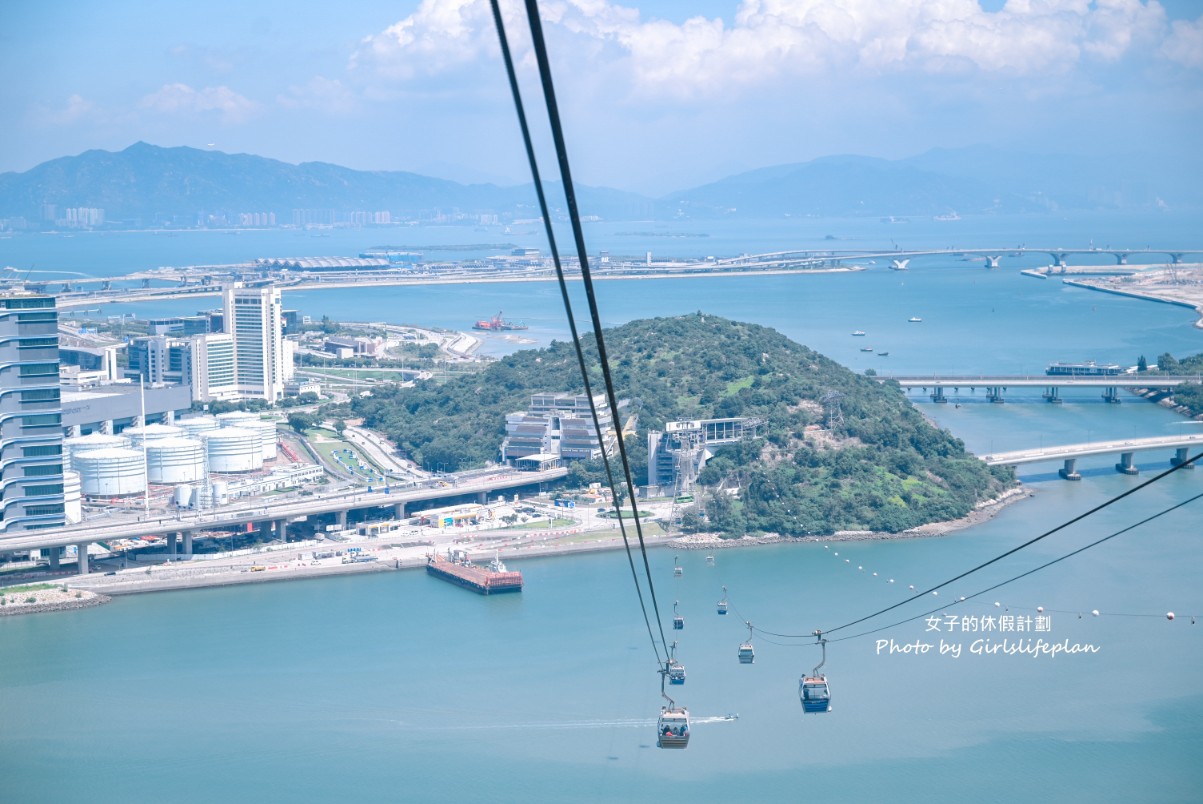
xmin=0 ymin=467 xmax=568 ymax=573
xmin=981 ymin=434 xmax=1203 ymax=480
xmin=881 ymin=374 xmax=1202 ymax=404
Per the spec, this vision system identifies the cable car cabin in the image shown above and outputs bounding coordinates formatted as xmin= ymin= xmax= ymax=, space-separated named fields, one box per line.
xmin=668 ymin=662 xmax=686 ymax=685
xmin=738 ymin=642 xmax=755 ymax=664
xmin=657 ymin=707 xmax=690 ymax=749
xmin=673 ymin=614 xmax=685 ymax=630
xmin=717 ymin=600 xmax=728 ymax=615
xmin=800 ymin=675 xmax=831 ymax=713
xmin=674 ymin=565 xmax=683 ymax=577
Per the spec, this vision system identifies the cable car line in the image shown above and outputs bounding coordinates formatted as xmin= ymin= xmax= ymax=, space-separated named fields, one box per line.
xmin=819 ymin=450 xmax=1202 ymax=637
xmin=515 ymin=0 xmax=669 ymax=656
xmin=728 ymin=482 xmax=1203 ymax=648
xmin=490 ymin=0 xmax=668 ymax=664
xmin=823 ymin=485 xmax=1203 ymax=645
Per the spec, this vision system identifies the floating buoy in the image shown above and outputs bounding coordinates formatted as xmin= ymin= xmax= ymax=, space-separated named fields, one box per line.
xmin=857 ymin=566 xmax=863 ymax=571
xmin=824 ymin=545 xmax=830 ymax=550
xmin=872 ymin=572 xmax=878 ymax=577
xmin=909 ymin=585 xmax=915 ymax=591
xmin=833 ymin=552 xmax=839 ymax=557
xmin=1092 ymin=610 xmax=1100 ymax=617
xmin=932 ymin=591 xmax=939 ymax=596
xmin=1037 ymin=606 xmax=1044 ymax=613
xmin=888 ymin=579 xmax=895 ymax=583
xmin=1167 ymin=612 xmax=1175 ymax=621
xmin=845 ymin=559 xmax=850 ymax=564
xmin=994 ymin=602 xmax=1001 ymax=608
xmin=958 ymin=596 xmax=966 ymax=602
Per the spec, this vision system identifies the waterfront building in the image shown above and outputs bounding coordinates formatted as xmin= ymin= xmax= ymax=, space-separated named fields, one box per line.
xmin=501 ymin=393 xmax=616 ymax=463
xmin=0 ymin=292 xmax=66 ymax=531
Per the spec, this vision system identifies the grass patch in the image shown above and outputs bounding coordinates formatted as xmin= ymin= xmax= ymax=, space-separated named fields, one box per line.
xmin=724 ymin=376 xmax=755 ymax=396
xmin=0 ymin=583 xmax=59 ymax=594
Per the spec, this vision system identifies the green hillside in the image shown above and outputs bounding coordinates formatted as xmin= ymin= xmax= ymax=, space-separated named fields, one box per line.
xmin=353 ymin=314 xmax=1014 ymax=535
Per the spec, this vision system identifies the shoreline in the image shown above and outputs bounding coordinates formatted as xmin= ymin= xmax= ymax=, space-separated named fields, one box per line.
xmin=54 ymin=264 xmax=866 ymax=309
xmin=55 ymin=489 xmax=1033 ymax=600
xmin=674 ymin=485 xmax=1033 ymax=550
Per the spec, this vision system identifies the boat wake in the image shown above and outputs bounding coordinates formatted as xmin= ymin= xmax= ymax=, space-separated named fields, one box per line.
xmin=371 ymin=714 xmax=740 ymax=731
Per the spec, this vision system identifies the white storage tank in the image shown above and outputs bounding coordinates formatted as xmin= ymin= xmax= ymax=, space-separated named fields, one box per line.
xmin=216 ymin=411 xmax=260 ymax=429
xmin=74 ymin=448 xmax=147 ymax=497
xmin=201 ymin=427 xmax=264 ymax=473
xmin=173 ymin=483 xmax=194 ymax=509
xmin=210 ymin=480 xmax=229 ymax=507
xmin=146 ymin=437 xmax=206 ymax=484
xmin=63 ymin=433 xmax=128 ymax=471
xmin=63 ymin=470 xmax=82 ymax=524
xmin=247 ymin=419 xmax=279 ymax=460
xmin=177 ymin=416 xmax=220 ymax=438
xmin=123 ymin=422 xmax=183 ymax=448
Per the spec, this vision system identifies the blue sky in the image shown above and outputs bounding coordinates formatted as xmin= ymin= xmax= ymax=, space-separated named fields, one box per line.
xmin=2 ymin=0 xmax=1201 ymax=195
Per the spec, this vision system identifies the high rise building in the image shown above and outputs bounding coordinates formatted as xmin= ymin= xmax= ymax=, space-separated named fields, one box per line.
xmin=185 ymin=333 xmax=238 ymax=402
xmin=0 ymin=293 xmax=66 ymax=531
xmin=222 ymin=284 xmax=286 ymax=403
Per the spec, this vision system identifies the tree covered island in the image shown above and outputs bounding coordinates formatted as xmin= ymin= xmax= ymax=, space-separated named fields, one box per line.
xmin=353 ymin=314 xmax=1015 ymax=536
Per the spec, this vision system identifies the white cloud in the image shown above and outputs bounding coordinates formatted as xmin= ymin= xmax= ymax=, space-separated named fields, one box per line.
xmin=277 ymin=77 xmax=358 ymax=114
xmin=31 ymin=94 xmax=97 ymax=126
xmin=351 ymin=0 xmax=1200 ymax=102
xmin=1161 ymin=16 xmax=1203 ymax=69
xmin=139 ymin=83 xmax=257 ymax=123
xmin=351 ymin=0 xmax=501 ymax=80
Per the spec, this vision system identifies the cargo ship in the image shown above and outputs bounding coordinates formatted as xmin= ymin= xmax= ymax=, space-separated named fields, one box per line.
xmin=473 ymin=311 xmax=529 ymax=331
xmin=426 ymin=550 xmax=523 ymax=595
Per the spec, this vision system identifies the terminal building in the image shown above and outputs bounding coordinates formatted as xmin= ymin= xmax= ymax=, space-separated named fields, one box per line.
xmin=500 ymin=393 xmax=617 ymax=464
xmin=646 ymin=417 xmax=761 ymax=497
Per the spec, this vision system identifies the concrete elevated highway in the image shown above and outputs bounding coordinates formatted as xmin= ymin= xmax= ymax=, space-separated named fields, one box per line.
xmin=881 ymin=374 xmax=1202 ymax=404
xmin=981 ymin=434 xmax=1203 ymax=480
xmin=712 ymin=246 xmax=1203 ymax=271
xmin=0 ymin=467 xmax=568 ymax=574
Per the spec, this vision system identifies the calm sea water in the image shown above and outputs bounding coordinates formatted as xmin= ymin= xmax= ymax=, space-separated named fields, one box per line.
xmin=2 ymin=214 xmax=1202 ymax=802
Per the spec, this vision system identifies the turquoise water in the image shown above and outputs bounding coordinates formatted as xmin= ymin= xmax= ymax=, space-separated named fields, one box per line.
xmin=2 ymin=215 xmax=1203 ymax=801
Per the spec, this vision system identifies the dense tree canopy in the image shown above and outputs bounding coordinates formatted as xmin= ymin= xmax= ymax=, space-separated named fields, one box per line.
xmin=353 ymin=314 xmax=1015 ymax=534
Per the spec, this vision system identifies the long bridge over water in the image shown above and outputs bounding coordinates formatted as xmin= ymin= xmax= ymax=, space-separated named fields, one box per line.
xmin=982 ymin=433 xmax=1203 ymax=480
xmin=711 ymin=246 xmax=1203 ymax=271
xmin=881 ymin=374 xmax=1203 ymax=404
xmin=12 ymin=242 xmax=1203 ymax=310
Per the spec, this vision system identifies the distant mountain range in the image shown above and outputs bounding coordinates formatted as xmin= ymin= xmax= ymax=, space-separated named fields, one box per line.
xmin=0 ymin=141 xmax=1194 ymax=228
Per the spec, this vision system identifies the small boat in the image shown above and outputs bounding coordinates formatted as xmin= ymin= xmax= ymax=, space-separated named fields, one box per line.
xmin=851 ymin=330 xmax=866 ymax=336
xmin=908 ymin=316 xmax=923 ymax=323
xmin=877 ymin=351 xmax=889 ymax=356
xmin=860 ymin=346 xmax=874 ymax=352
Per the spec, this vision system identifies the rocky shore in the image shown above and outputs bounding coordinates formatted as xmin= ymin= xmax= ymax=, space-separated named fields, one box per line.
xmin=0 ymin=586 xmax=111 ymax=617
xmin=673 ymin=486 xmax=1033 ymax=550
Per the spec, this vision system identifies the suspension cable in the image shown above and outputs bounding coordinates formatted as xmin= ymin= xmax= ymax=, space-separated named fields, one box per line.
xmin=824 ymin=486 xmax=1203 ymax=644
xmin=491 ymin=0 xmax=668 ymax=663
xmin=819 ymin=449 xmax=1202 ymax=636
xmin=518 ymin=0 xmax=670 ymax=655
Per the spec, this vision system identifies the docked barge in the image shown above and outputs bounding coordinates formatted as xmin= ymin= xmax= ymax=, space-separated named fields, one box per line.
xmin=426 ymin=551 xmax=523 ymax=595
